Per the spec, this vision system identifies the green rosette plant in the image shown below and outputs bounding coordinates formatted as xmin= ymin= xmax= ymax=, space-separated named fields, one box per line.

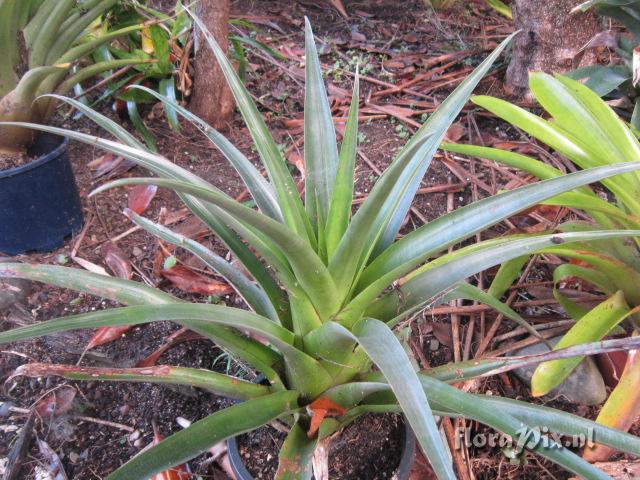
xmin=2 ymin=17 xmax=640 ymax=479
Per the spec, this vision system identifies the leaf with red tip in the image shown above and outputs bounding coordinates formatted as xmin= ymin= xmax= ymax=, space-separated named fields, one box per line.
xmin=101 ymin=242 xmax=133 ymax=280
xmin=128 ymin=184 xmax=158 ymax=214
xmin=34 ymin=387 xmax=76 ymax=422
xmin=160 ymin=265 xmax=234 ymax=296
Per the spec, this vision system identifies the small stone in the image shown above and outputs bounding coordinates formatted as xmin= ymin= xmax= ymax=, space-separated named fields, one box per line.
xmin=133 ymin=438 xmax=144 ymax=448
xmin=511 ymin=336 xmax=607 ymax=406
xmin=0 ymin=402 xmax=13 ymax=417
xmin=132 ymin=246 xmax=143 ymax=257
xmin=128 ymin=430 xmax=141 ymax=442
xmin=176 ymin=417 xmax=191 ymax=428
xmin=69 ymin=451 xmax=80 ymax=463
xmin=34 ymin=466 xmax=53 ymax=480
xmin=429 ymin=338 xmax=439 ymax=351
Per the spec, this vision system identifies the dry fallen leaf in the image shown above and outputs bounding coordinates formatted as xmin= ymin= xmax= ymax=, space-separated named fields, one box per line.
xmin=101 ymin=242 xmax=133 ymax=280
xmin=85 ymin=241 xmax=135 ymax=350
xmin=88 ymin=153 xmax=135 ymax=179
xmin=287 ymin=151 xmax=306 ymax=177
xmin=444 ymin=123 xmax=465 ymax=143
xmin=429 ymin=322 xmax=453 ymax=349
xmin=85 ymin=326 xmax=133 ymax=350
xmin=34 ymin=387 xmax=76 ymax=422
xmin=161 ymin=265 xmax=234 ymax=296
xmin=72 ymin=256 xmax=110 ymax=276
xmin=128 ymin=184 xmax=158 ymax=215
xmin=37 ymin=439 xmax=69 ymax=480
xmin=135 ymin=328 xmax=202 ymax=367
xmin=327 ymin=0 xmax=348 ymax=18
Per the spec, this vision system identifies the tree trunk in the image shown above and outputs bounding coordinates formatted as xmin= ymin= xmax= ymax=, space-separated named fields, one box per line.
xmin=506 ymin=0 xmax=600 ymax=97
xmin=190 ymin=0 xmax=234 ymax=129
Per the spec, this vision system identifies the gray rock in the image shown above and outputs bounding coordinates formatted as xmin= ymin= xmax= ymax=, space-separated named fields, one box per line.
xmin=0 ymin=258 xmax=31 ymax=311
xmin=511 ymin=336 xmax=607 ymax=406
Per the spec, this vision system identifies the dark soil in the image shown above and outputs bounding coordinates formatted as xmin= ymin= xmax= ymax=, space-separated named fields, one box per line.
xmin=0 ymin=150 xmax=31 ymax=171
xmin=235 ymin=413 xmax=404 ymax=480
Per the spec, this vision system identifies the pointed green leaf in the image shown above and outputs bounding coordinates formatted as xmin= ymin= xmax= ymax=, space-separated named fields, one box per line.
xmin=347 ymin=319 xmax=456 ymax=480
xmin=325 ymin=74 xmax=359 ymax=258
xmin=159 ymin=78 xmax=180 ymax=132
xmin=531 ymin=292 xmax=632 ymax=396
xmin=187 ymin=10 xmax=313 ymax=243
xmin=0 ymin=122 xmax=284 ymax=311
xmin=275 ymin=422 xmax=317 ymax=480
xmin=303 ymin=18 xmax=340 ymax=230
xmin=367 ymin=230 xmax=640 ymax=324
xmin=329 ymin=34 xmax=517 ymax=298
xmin=127 ymin=100 xmax=157 ymax=151
xmin=130 ymin=85 xmax=282 ymax=221
xmin=345 ymin=162 xmax=640 ymax=325
xmin=125 ymin=209 xmax=279 ymax=322
xmin=0 ymin=262 xmax=176 ymax=305
xmin=12 ymin=363 xmax=271 ymax=400
xmin=106 ymin=391 xmax=299 ymax=480
xmin=94 ymin=177 xmax=341 ymax=320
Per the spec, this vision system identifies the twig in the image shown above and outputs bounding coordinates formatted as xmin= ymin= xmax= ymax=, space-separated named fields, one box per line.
xmin=423 ymin=293 xmax=606 ymax=316
xmin=72 ymin=65 xmax=134 ymax=100
xmin=73 ymin=415 xmax=135 ymax=432
xmin=488 ymin=326 xmax=571 ymax=357
xmin=356 ymin=149 xmax=428 ymax=224
xmin=483 ymin=336 xmax=640 ymax=375
xmin=492 ymin=319 xmax=575 ymax=343
xmin=475 ymin=256 xmax=538 ymax=357
xmin=351 ymin=183 xmax=466 ymax=205
xmin=442 ymin=417 xmax=473 ymax=480
xmin=447 ymin=192 xmax=462 ymax=364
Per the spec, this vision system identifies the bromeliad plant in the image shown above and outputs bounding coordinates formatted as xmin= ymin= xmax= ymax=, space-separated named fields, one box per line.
xmin=3 ymin=18 xmax=640 ymax=479
xmin=443 ymin=72 xmax=640 ymax=459
xmin=0 ymin=0 xmax=149 ymax=154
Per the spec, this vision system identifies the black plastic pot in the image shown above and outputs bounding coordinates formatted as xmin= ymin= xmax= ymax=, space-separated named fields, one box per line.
xmin=0 ymin=133 xmax=83 ymax=255
xmin=227 ymin=416 xmax=416 ymax=480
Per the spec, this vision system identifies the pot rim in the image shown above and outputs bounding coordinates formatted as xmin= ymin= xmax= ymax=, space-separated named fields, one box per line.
xmin=227 ymin=414 xmax=416 ymax=480
xmin=0 ymin=134 xmax=69 ymax=179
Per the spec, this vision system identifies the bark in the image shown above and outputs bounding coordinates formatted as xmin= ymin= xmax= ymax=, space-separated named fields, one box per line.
xmin=506 ymin=0 xmax=600 ymax=97
xmin=190 ymin=0 xmax=234 ymax=129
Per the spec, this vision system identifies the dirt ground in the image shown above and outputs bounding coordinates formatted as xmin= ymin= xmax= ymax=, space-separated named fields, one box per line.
xmin=1 ymin=0 xmax=634 ymax=479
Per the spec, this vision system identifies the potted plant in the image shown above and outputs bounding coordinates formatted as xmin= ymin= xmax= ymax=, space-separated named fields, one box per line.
xmin=2 ymin=16 xmax=640 ymax=479
xmin=0 ymin=0 xmax=147 ymax=255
